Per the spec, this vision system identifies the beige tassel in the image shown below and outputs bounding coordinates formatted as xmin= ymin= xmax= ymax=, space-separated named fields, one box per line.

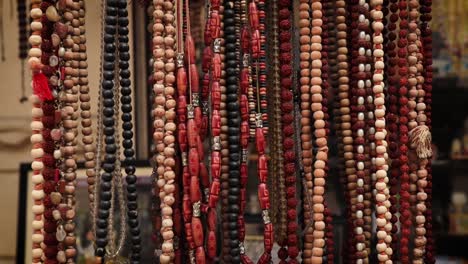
xmin=409 ymin=125 xmax=433 ymax=159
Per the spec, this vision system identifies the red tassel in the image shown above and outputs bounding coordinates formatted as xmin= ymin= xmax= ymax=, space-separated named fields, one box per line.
xmin=33 ymin=73 xmax=53 ymax=101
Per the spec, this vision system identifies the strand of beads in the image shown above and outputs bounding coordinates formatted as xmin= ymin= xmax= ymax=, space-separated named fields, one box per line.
xmin=309 ymin=1 xmax=327 ymax=263
xmin=298 ymin=0 xmax=313 ymax=261
xmin=95 ymin=0 xmax=123 ymax=258
xmin=370 ymin=0 xmax=394 ymax=262
xmin=277 ymin=0 xmax=296 ymax=261
xmin=204 ymin=1 xmax=223 ymax=262
xmin=184 ymin=1 xmax=207 ymax=261
xmin=352 ymin=0 xmax=370 ymax=261
xmin=256 ymin=0 xmax=268 ymax=135
xmin=29 ymin=2 xmax=47 ymax=262
xmin=238 ymin=0 xmax=251 ymax=260
xmin=321 ymin=2 xmax=335 ymax=262
xmin=385 ymin=0 xmax=400 ymax=257
xmin=175 ymin=1 xmax=196 ymax=262
xmin=18 ymin=0 xmax=28 ymax=102
xmin=397 ymin=1 xmax=411 ymax=262
xmin=77 ymin=0 xmax=96 ymax=246
xmin=223 ymin=0 xmax=241 ymax=261
xmin=361 ymin=1 xmax=375 ymax=258
xmin=420 ymin=0 xmax=434 ymax=261
xmin=270 ymin=0 xmax=285 ymax=252
xmin=58 ymin=1 xmax=81 ymax=262
xmin=39 ymin=1 xmax=63 ymax=263
xmin=152 ymin=0 xmax=174 ymax=262
xmin=408 ymin=0 xmax=431 ymax=261
xmin=247 ymin=0 xmax=257 ymax=140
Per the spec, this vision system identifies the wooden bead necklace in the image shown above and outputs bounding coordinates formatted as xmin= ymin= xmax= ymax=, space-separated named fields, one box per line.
xmin=151 ymin=0 xmax=177 ymax=262
xmin=370 ymin=0 xmax=393 ymax=262
xmin=396 ymin=1 xmax=411 ymax=263
xmin=385 ymin=0 xmax=400 ymax=257
xmin=277 ymin=0 xmax=298 ymax=262
xmin=420 ymin=0 xmax=434 ymax=261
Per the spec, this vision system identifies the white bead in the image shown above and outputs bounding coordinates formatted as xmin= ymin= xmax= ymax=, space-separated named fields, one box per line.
xmin=376 ymin=242 xmax=387 ymax=252
xmin=32 ymin=204 xmax=44 ymax=214
xmin=358 ymin=80 xmax=365 ymax=89
xmin=357 ymin=259 xmax=363 ymax=264
xmin=373 ymin=84 xmax=384 ymax=94
xmin=32 ymin=220 xmax=43 ymax=230
xmin=30 ymin=8 xmax=43 ymax=19
xmin=29 ymin=95 xmax=40 ymax=104
xmin=358 ymin=243 xmax=366 ymax=251
xmin=53 ymin=150 xmax=61 ymax=159
xmin=375 ymin=60 xmax=385 ymax=70
xmin=356 ymin=210 xmax=363 ymax=219
xmin=376 ymin=146 xmax=386 ymax=154
xmin=31 ymin=108 xmax=43 ymax=118
xmin=373 ymin=49 xmax=384 ymax=58
xmin=31 ymin=234 xmax=44 ymax=243
xmin=32 ymin=248 xmax=43 ymax=258
xmin=355 ymin=227 xmax=363 ymax=235
xmin=357 ymin=145 xmax=364 ymax=154
xmin=368 ymin=112 xmax=374 ymax=119
xmin=365 ymin=78 xmax=372 ymax=88
xmin=377 ymin=205 xmax=387 ymax=214
xmin=358 ymin=97 xmax=365 ymax=105
xmin=373 ymin=73 xmax=384 ymax=82
xmin=31 ymin=121 xmax=43 ymax=131
xmin=358 ymin=63 xmax=365 ymax=72
xmin=30 ymin=21 xmax=42 ymax=31
xmin=385 ymin=223 xmax=392 ymax=233
xmin=49 ymin=56 xmax=59 ymax=67
xmin=28 ymin=48 xmax=42 ymax=58
xmin=357 ymin=162 xmax=365 ymax=170
xmin=375 ymin=119 xmax=385 ymax=128
xmin=58 ymin=47 xmax=65 ymax=57
xmin=32 ymin=174 xmax=44 ymax=184
xmin=377 ymin=230 xmax=387 ymax=239
xmin=373 ymin=35 xmax=384 ymax=44
xmin=29 ymin=35 xmax=42 ymax=46
xmin=358 ymin=113 xmax=365 ymax=121
xmin=31 ymin=161 xmax=44 ymax=171
xmin=375 ymin=131 xmax=385 ymax=140
xmin=375 ymin=182 xmax=386 ymax=191
xmin=366 ymin=47 xmax=371 ymax=56
xmin=31 ymin=190 xmax=45 ymax=200
xmin=357 ymin=129 xmax=364 ymax=137
xmin=376 ymin=218 xmax=386 ymax=227
xmin=357 ymin=195 xmax=364 ymax=203
xmin=376 ymin=169 xmax=387 ymax=179
xmin=162 ymin=218 xmax=173 ymax=228
xmin=30 ymin=134 xmax=43 ymax=144
xmin=376 ymin=193 xmax=386 ymax=202
xmin=31 ymin=148 xmax=44 ymax=158
xmin=357 ymin=179 xmax=364 ymax=187
xmin=359 ymin=31 xmax=365 ymax=40
xmin=359 ymin=14 xmax=365 ymax=22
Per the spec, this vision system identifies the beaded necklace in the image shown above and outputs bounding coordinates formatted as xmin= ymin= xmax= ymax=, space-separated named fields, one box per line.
xmin=276 ymin=0 xmax=298 ymax=262
xmin=40 ymin=1 xmax=63 ymax=262
xmin=29 ymin=2 xmax=49 ymax=262
xmin=351 ymin=0 xmax=370 ymax=261
xmin=370 ymin=0 xmax=394 ymax=262
xmin=384 ymin=0 xmax=400 ymax=258
xmin=152 ymin=0 xmax=177 ymax=262
xmin=18 ymin=0 xmax=28 ymax=103
xmin=420 ymin=0 xmax=434 ymax=262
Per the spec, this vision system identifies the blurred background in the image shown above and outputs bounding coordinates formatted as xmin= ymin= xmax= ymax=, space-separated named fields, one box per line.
xmin=0 ymin=0 xmax=467 ymax=263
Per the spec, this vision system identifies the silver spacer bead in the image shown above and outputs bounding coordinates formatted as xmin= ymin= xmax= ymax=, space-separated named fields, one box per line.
xmin=262 ymin=210 xmax=271 ymax=224
xmin=176 ymin=53 xmax=184 ymax=68
xmin=213 ymin=136 xmax=221 ymax=151
xmin=187 ymin=104 xmax=195 ymax=119
xmin=214 ymin=38 xmax=222 ymax=53
xmin=192 ymin=93 xmax=200 ymax=107
xmin=192 ymin=201 xmax=201 ymax=217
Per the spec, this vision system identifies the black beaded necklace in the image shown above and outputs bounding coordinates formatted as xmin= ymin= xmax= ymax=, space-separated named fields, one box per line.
xmin=95 ymin=0 xmax=141 ymax=262
xmin=116 ymin=0 xmax=141 ymax=262
xmin=223 ymin=0 xmax=241 ymax=261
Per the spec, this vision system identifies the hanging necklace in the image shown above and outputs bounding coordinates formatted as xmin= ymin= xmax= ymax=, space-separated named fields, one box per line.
xmin=18 ymin=0 xmax=28 ymax=103
xmin=298 ymin=0 xmax=313 ymax=261
xmin=152 ymin=0 xmax=177 ymax=262
xmin=223 ymin=0 xmax=242 ymax=261
xmin=420 ymin=0 xmax=434 ymax=261
xmin=385 ymin=0 xmax=400 ymax=258
xmin=29 ymin=1 xmax=51 ymax=262
xmin=370 ymin=0 xmax=394 ymax=262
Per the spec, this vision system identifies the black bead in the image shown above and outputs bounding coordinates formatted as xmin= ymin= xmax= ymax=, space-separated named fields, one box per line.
xmin=121 ymin=86 xmax=131 ymax=96
xmin=127 ymin=201 xmax=138 ymax=210
xmin=96 ymin=238 xmax=107 ymax=247
xmin=104 ymin=43 xmax=116 ymax=54
xmin=128 ymin=218 xmax=139 ymax=228
xmin=100 ymin=200 xmax=111 ymax=210
xmin=118 ymin=17 xmax=129 ymax=27
xmin=122 ymin=113 xmax=131 ymax=122
xmin=100 ymin=191 xmax=112 ymax=201
xmin=97 ymin=219 xmax=107 ymax=228
xmin=103 ymin=60 xmax=115 ymax=71
xmin=119 ymin=60 xmax=129 ymax=70
xmin=103 ymin=127 xmax=114 ymax=136
xmin=101 ymin=171 xmax=113 ymax=181
xmin=127 ymin=192 xmax=137 ymax=201
xmin=105 ymin=16 xmax=117 ymax=25
xmin=104 ymin=34 xmax=114 ymax=43
xmin=98 ymin=209 xmax=109 ymax=218
xmin=104 ymin=53 xmax=115 ymax=62
xmin=130 ymin=227 xmax=140 ymax=236
xmin=131 ymin=245 xmax=142 ymax=253
xmin=121 ymin=95 xmax=132 ymax=104
xmin=105 ymin=154 xmax=116 ymax=164
xmin=231 ymin=255 xmax=241 ymax=262
xmin=123 ymin=139 xmax=133 ymax=148
xmin=120 ymin=69 xmax=131 ymax=78
xmin=100 ymin=181 xmax=112 ymax=191
xmin=229 ymin=231 xmax=239 ymax=239
xmin=103 ymin=98 xmax=114 ymax=108
xmin=102 ymin=80 xmax=114 ymax=90
xmin=102 ymin=163 xmax=115 ymax=173
xmin=105 ymin=144 xmax=116 ymax=153
xmin=96 ymin=228 xmax=107 ymax=238
xmin=103 ymin=107 xmax=114 ymax=117
xmin=127 ymin=209 xmax=138 ymax=218
xmin=120 ymin=78 xmax=131 ymax=87
xmin=122 ymin=127 xmax=133 ymax=138
xmin=120 ymin=52 xmax=130 ymax=61
xmin=104 ymin=136 xmax=115 ymax=145
xmin=124 ymin=148 xmax=135 ymax=157
xmin=95 ymin=247 xmax=105 ymax=257
xmin=125 ymin=165 xmax=136 ymax=175
xmin=131 ymin=236 xmax=141 ymax=244
xmin=103 ymin=117 xmax=115 ymax=127
xmin=126 ymin=174 xmax=137 ymax=184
